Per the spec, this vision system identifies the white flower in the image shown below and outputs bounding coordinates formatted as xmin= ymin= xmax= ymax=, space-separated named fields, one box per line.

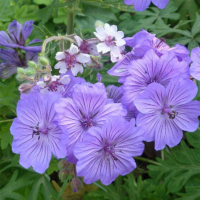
xmin=37 ymin=75 xmax=70 ymax=94
xmin=94 ymin=23 xmax=125 ymax=58
xmin=54 ymin=44 xmax=91 ymax=76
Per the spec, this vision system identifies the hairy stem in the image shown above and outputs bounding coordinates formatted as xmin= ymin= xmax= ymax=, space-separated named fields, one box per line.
xmin=134 ymin=157 xmax=161 ymax=166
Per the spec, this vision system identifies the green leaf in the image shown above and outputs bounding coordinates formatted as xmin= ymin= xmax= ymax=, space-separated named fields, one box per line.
xmin=0 ymin=122 xmax=13 ymax=150
xmin=28 ymin=174 xmax=59 ymax=200
xmin=33 ymin=0 xmax=53 ymax=5
xmin=46 ymin=158 xmax=58 ymax=175
xmin=186 ymin=129 xmax=200 ymax=149
xmin=0 ymin=0 xmax=13 ymax=22
xmin=148 ymin=141 xmax=200 ymax=194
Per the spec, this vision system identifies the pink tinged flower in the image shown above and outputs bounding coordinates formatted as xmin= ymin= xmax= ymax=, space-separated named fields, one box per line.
xmin=54 ymin=83 xmax=127 ymax=164
xmin=55 ymin=44 xmax=91 ymax=76
xmin=74 ymin=117 xmax=144 ymax=185
xmin=37 ymin=75 xmax=70 ymax=94
xmin=94 ymin=23 xmax=125 ymax=58
xmin=74 ymin=36 xmax=99 ymax=56
xmin=121 ymin=50 xmax=189 ymax=107
xmin=190 ymin=47 xmax=200 ymax=81
xmin=10 ymin=92 xmax=68 ymax=174
xmin=135 ymin=76 xmax=200 ymax=150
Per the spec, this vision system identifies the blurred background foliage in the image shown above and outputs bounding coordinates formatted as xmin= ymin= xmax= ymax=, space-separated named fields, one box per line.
xmin=0 ymin=0 xmax=200 ymax=199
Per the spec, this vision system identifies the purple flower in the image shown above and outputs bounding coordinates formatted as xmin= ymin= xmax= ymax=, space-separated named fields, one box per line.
xmin=55 ymin=44 xmax=91 ymax=76
xmin=124 ymin=0 xmax=169 ymax=11
xmin=106 ymin=85 xmax=123 ymax=103
xmin=135 ymin=76 xmax=200 ymax=150
xmin=0 ymin=49 xmax=38 ymax=79
xmin=54 ymin=83 xmax=127 ymax=163
xmin=190 ymin=47 xmax=200 ymax=81
xmin=94 ymin=23 xmax=125 ymax=61
xmin=121 ymin=50 xmax=189 ymax=106
xmin=0 ymin=20 xmax=41 ymax=52
xmin=74 ymin=117 xmax=144 ymax=185
xmin=108 ymin=30 xmax=190 ymax=83
xmin=10 ymin=92 xmax=68 ymax=173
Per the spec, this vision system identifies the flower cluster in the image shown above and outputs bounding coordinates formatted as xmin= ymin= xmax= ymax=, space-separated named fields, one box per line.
xmin=9 ymin=23 xmax=200 ymax=187
xmin=0 ymin=20 xmax=41 ymax=79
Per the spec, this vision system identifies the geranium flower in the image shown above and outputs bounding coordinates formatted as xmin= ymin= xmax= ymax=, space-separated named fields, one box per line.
xmin=190 ymin=47 xmax=200 ymax=80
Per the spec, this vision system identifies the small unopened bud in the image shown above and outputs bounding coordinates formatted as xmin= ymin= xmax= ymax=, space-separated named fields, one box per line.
xmin=95 ymin=20 xmax=104 ymax=28
xmin=24 ymin=69 xmax=35 ymax=76
xmin=58 ymin=169 xmax=68 ymax=182
xmin=18 ymin=83 xmax=33 ymax=94
xmin=16 ymin=74 xmax=25 ymax=81
xmin=43 ymin=74 xmax=52 ymax=83
xmin=39 ymin=57 xmax=49 ymax=66
xmin=58 ymin=160 xmax=68 ymax=170
xmin=28 ymin=61 xmax=37 ymax=69
xmin=17 ymin=68 xmax=24 ymax=75
xmin=71 ymin=177 xmax=82 ymax=193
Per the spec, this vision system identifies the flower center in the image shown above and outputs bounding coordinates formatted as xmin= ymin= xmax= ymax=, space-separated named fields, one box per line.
xmin=79 ymin=41 xmax=90 ymax=54
xmin=105 ymin=36 xmax=115 ymax=46
xmin=65 ymin=52 xmax=76 ymax=68
xmin=80 ymin=118 xmax=96 ymax=129
xmin=46 ymin=81 xmax=61 ymax=92
xmin=30 ymin=123 xmax=48 ymax=140
xmin=103 ymin=143 xmax=118 ymax=161
xmin=161 ymin=106 xmax=178 ymax=119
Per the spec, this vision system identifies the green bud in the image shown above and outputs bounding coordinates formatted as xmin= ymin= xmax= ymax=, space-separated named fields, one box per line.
xmin=58 ymin=160 xmax=68 ymax=170
xmin=28 ymin=61 xmax=37 ymax=69
xmin=16 ymin=74 xmax=25 ymax=81
xmin=24 ymin=68 xmax=35 ymax=76
xmin=39 ymin=57 xmax=49 ymax=66
xmin=71 ymin=177 xmax=82 ymax=193
xmin=95 ymin=20 xmax=104 ymax=28
xmin=17 ymin=68 xmax=24 ymax=75
xmin=58 ymin=169 xmax=68 ymax=182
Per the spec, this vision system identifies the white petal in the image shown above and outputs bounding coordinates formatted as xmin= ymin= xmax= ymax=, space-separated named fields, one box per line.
xmin=69 ymin=44 xmax=79 ymax=55
xmin=94 ymin=26 xmax=106 ymax=41
xmin=111 ymin=25 xmax=118 ymax=32
xmin=54 ymin=61 xmax=66 ymax=70
xmin=74 ymin=36 xmax=83 ymax=47
xmin=71 ymin=64 xmax=83 ymax=76
xmin=59 ymin=75 xmax=70 ymax=84
xmin=57 ymin=85 xmax=65 ymax=94
xmin=40 ymin=87 xmax=49 ymax=94
xmin=76 ymin=53 xmax=91 ymax=64
xmin=55 ymin=52 xmax=65 ymax=60
xmin=115 ymin=31 xmax=124 ymax=39
xmin=37 ymin=81 xmax=46 ymax=88
xmin=110 ymin=46 xmax=121 ymax=57
xmin=52 ymin=75 xmax=60 ymax=81
xmin=115 ymin=39 xmax=126 ymax=46
xmin=97 ymin=43 xmax=110 ymax=54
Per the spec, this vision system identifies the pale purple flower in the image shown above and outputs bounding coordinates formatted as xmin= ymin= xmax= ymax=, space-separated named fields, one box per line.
xmin=135 ymin=76 xmax=200 ymax=150
xmin=37 ymin=75 xmax=70 ymax=94
xmin=106 ymin=85 xmax=123 ymax=103
xmin=124 ymin=0 xmax=169 ymax=11
xmin=74 ymin=117 xmax=144 ymax=185
xmin=10 ymin=92 xmax=68 ymax=173
xmin=0 ymin=49 xmax=38 ymax=79
xmin=190 ymin=47 xmax=200 ymax=80
xmin=0 ymin=20 xmax=41 ymax=52
xmin=122 ymin=50 xmax=189 ymax=106
xmin=74 ymin=36 xmax=99 ymax=56
xmin=94 ymin=23 xmax=125 ymax=60
xmin=54 ymin=83 xmax=127 ymax=163
xmin=55 ymin=44 xmax=91 ymax=76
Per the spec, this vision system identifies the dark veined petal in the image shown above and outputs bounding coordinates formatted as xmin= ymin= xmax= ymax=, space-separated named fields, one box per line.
xmin=22 ymin=20 xmax=34 ymax=41
xmin=0 ymin=62 xmax=17 ymax=79
xmin=8 ymin=20 xmax=22 ymax=45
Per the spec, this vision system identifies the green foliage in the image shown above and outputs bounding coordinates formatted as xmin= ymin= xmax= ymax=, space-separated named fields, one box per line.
xmin=0 ymin=122 xmax=13 ymax=150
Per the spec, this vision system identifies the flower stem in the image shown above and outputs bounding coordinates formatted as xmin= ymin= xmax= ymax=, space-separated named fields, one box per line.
xmin=134 ymin=157 xmax=161 ymax=166
xmin=0 ymin=119 xmax=13 ymax=123
xmin=66 ymin=6 xmax=75 ymax=49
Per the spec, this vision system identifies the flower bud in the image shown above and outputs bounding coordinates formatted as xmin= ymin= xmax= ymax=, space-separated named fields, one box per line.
xmin=24 ymin=69 xmax=35 ymax=76
xmin=39 ymin=57 xmax=49 ymax=66
xmin=71 ymin=177 xmax=82 ymax=193
xmin=58 ymin=159 xmax=68 ymax=170
xmin=17 ymin=68 xmax=24 ymax=75
xmin=95 ymin=20 xmax=104 ymax=28
xmin=58 ymin=168 xmax=68 ymax=182
xmin=16 ymin=74 xmax=25 ymax=81
xmin=18 ymin=83 xmax=33 ymax=94
xmin=28 ymin=61 xmax=37 ymax=69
